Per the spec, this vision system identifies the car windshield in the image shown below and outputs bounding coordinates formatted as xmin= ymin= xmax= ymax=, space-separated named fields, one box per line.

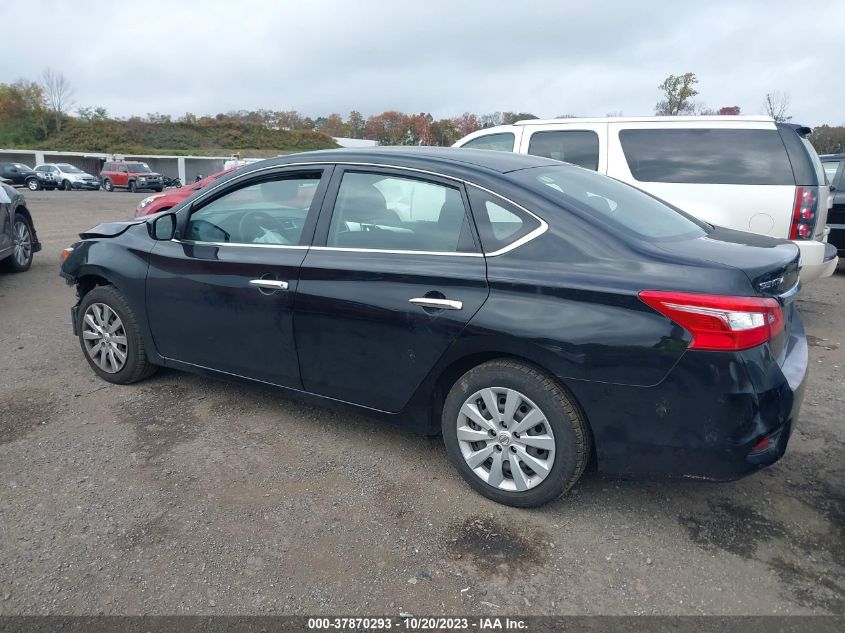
xmin=57 ymin=164 xmax=84 ymax=173
xmin=512 ymin=165 xmax=709 ymax=241
xmin=127 ymin=164 xmax=152 ymax=173
xmin=14 ymin=163 xmax=31 ymax=170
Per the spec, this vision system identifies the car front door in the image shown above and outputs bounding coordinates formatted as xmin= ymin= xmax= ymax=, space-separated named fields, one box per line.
xmin=144 ymin=166 xmax=332 ymax=387
xmin=294 ymin=167 xmax=489 ymax=412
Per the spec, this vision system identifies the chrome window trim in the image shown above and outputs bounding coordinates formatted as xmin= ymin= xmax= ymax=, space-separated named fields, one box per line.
xmin=310 ymin=246 xmax=483 ymax=258
xmin=184 ymin=160 xmax=549 ymax=256
xmin=467 ymin=183 xmax=549 ymax=256
xmin=172 ymin=239 xmax=309 ymax=250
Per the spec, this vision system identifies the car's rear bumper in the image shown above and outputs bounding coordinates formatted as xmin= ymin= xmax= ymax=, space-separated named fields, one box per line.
xmin=796 ymin=236 xmax=838 ymax=282
xmin=569 ymin=310 xmax=808 ymax=480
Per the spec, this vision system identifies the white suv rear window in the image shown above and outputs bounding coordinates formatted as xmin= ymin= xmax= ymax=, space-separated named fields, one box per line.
xmin=619 ymin=129 xmax=795 ymax=185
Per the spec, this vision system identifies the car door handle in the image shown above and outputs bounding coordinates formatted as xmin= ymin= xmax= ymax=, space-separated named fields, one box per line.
xmin=409 ymin=297 xmax=463 ymax=310
xmin=249 ymin=279 xmax=289 ymax=290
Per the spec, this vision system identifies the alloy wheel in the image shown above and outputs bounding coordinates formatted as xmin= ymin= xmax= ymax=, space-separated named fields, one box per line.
xmin=27 ymin=179 xmax=39 ymax=191
xmin=82 ymin=303 xmax=128 ymax=374
xmin=12 ymin=220 xmax=32 ymax=268
xmin=456 ymin=387 xmax=556 ymax=492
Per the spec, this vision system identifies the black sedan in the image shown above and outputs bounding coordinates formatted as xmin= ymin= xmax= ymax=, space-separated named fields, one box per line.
xmin=59 ymin=148 xmax=808 ymax=507
xmin=1 ymin=183 xmax=40 ymax=272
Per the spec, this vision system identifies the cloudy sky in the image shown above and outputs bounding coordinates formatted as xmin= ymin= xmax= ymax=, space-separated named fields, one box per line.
xmin=2 ymin=0 xmax=842 ymax=125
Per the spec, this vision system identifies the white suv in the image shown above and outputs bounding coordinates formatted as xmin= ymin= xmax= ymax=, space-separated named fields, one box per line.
xmin=454 ymin=116 xmax=837 ymax=282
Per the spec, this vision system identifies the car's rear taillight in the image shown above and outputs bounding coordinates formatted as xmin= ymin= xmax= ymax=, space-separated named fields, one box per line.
xmin=638 ymin=291 xmax=783 ymax=351
xmin=789 ymin=186 xmax=818 ymax=240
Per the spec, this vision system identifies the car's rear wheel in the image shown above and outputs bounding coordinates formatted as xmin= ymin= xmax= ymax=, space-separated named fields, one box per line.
xmin=78 ymin=286 xmax=157 ymax=384
xmin=442 ymin=359 xmax=590 ymax=507
xmin=128 ymin=181 xmax=137 ymax=193
xmin=26 ymin=178 xmax=41 ymax=191
xmin=103 ymin=179 xmax=113 ymax=192
xmin=3 ymin=216 xmax=34 ymax=272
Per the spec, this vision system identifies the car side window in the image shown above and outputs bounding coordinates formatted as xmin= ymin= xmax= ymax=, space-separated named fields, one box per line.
xmin=326 ymin=172 xmax=476 ymax=253
xmin=185 ymin=173 xmax=321 ymax=245
xmin=467 ymin=186 xmax=541 ymax=253
xmin=119 ymin=165 xmax=128 ymax=173
xmin=461 ymin=132 xmax=515 ymax=152
xmin=528 ymin=130 xmax=600 ymax=170
xmin=823 ymin=161 xmax=841 ymax=185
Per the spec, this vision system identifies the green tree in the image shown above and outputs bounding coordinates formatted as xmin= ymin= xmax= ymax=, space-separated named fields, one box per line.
xmin=347 ymin=111 xmax=365 ymax=138
xmin=655 ymin=73 xmax=699 ymax=115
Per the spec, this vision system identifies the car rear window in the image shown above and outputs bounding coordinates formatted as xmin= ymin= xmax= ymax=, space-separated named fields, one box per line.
xmin=618 ymin=128 xmax=795 ymax=185
xmin=513 ymin=165 xmax=708 ymax=241
xmin=527 ymin=130 xmax=599 ymax=170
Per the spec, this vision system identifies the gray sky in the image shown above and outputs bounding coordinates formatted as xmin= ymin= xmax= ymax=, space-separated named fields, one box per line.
xmin=2 ymin=0 xmax=842 ymax=125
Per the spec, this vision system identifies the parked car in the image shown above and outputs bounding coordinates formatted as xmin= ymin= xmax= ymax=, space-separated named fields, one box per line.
xmin=1 ymin=183 xmax=40 ymax=272
xmin=60 ymin=148 xmax=807 ymax=507
xmin=820 ymin=153 xmax=844 ymax=256
xmin=100 ymin=161 xmax=163 ymax=193
xmin=455 ymin=116 xmax=837 ymax=283
xmin=35 ymin=163 xmax=100 ymax=191
xmin=0 ymin=162 xmax=57 ymax=191
xmin=134 ymin=168 xmax=237 ymax=217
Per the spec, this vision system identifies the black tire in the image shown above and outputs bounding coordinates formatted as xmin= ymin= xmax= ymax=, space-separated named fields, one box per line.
xmin=26 ymin=178 xmax=41 ymax=191
xmin=2 ymin=216 xmax=34 ymax=272
xmin=62 ymin=179 xmax=72 ymax=191
xmin=442 ymin=359 xmax=590 ymax=508
xmin=128 ymin=180 xmax=137 ymax=193
xmin=153 ymin=187 xmax=163 ymax=193
xmin=77 ymin=285 xmax=158 ymax=385
xmin=175 ymin=181 xmax=182 ymax=189
xmin=103 ymin=179 xmax=113 ymax=192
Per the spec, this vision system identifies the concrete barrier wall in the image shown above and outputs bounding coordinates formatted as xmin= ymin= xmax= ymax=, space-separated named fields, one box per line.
xmin=184 ymin=158 xmax=226 ymax=183
xmin=0 ymin=152 xmax=39 ymax=167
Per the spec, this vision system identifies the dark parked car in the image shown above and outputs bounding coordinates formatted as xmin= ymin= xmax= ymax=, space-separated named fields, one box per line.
xmin=1 ymin=183 xmax=40 ymax=272
xmin=0 ymin=162 xmax=57 ymax=191
xmin=820 ymin=153 xmax=845 ymax=255
xmin=60 ymin=148 xmax=807 ymax=507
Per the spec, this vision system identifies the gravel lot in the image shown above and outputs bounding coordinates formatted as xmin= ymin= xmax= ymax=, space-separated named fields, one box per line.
xmin=0 ymin=190 xmax=843 ymax=616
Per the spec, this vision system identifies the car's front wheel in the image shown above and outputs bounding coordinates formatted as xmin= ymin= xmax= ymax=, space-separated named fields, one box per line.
xmin=442 ymin=359 xmax=590 ymax=507
xmin=128 ymin=181 xmax=137 ymax=193
xmin=26 ymin=178 xmax=41 ymax=191
xmin=62 ymin=180 xmax=72 ymax=191
xmin=3 ymin=216 xmax=34 ymax=272
xmin=78 ymin=285 xmax=157 ymax=384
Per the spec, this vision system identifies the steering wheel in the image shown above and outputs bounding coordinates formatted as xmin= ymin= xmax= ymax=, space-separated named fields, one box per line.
xmin=237 ymin=211 xmax=292 ymax=243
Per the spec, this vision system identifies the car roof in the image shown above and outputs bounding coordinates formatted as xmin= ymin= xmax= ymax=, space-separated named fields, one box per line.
xmin=265 ymin=146 xmax=561 ymax=175
xmin=512 ymin=115 xmax=778 ymax=126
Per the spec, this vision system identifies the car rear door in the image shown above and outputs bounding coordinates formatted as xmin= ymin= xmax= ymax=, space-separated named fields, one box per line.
xmin=293 ymin=166 xmax=489 ymax=412
xmin=144 ymin=165 xmax=333 ymax=387
xmin=114 ymin=165 xmax=128 ymax=188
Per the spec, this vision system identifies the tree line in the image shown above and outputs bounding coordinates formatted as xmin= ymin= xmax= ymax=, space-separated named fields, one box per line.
xmin=1 ymin=70 xmax=843 ymax=155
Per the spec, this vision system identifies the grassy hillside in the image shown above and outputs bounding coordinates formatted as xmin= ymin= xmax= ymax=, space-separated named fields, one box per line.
xmin=27 ymin=118 xmax=338 ymax=155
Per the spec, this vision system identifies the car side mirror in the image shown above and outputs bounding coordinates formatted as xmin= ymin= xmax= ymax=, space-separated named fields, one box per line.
xmin=151 ymin=213 xmax=177 ymax=240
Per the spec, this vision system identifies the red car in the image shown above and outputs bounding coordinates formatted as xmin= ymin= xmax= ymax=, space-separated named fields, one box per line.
xmin=101 ymin=161 xmax=164 ymax=193
xmin=134 ymin=168 xmax=236 ymax=217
